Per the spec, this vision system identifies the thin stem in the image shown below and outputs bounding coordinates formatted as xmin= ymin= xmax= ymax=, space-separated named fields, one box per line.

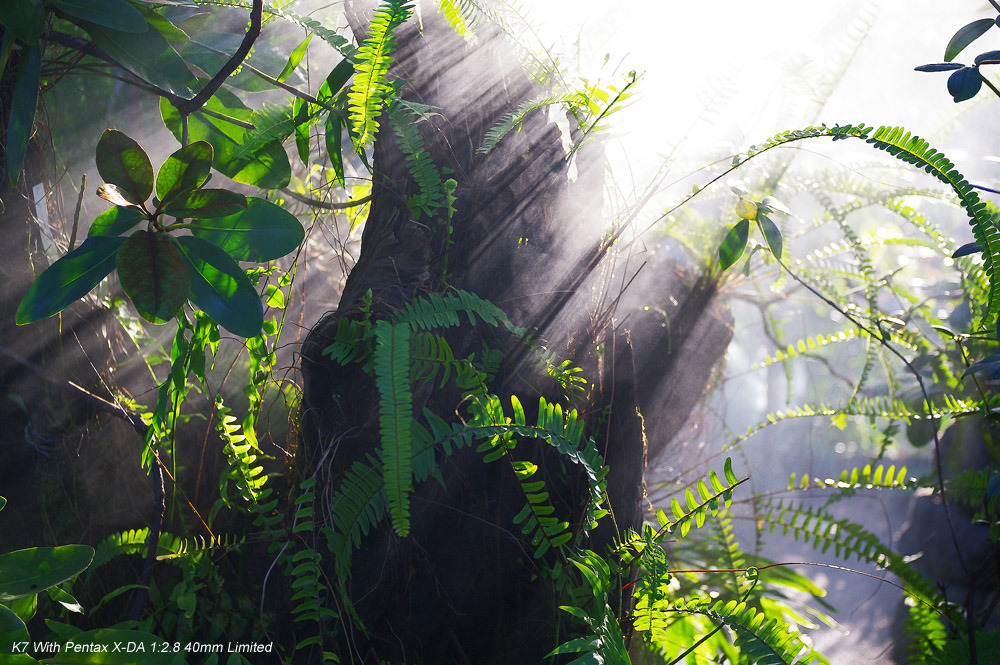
xmin=774 ymin=256 xmax=971 ymax=577
xmin=69 ymin=174 xmax=85 ymax=251
xmin=982 ymin=74 xmax=1000 ymax=100
xmin=990 ymin=0 xmax=1000 ymax=14
xmin=281 ymin=188 xmax=373 ymax=210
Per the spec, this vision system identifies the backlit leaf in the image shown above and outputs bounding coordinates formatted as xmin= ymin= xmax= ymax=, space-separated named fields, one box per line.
xmin=155 ymin=141 xmax=213 ymax=205
xmin=80 ymin=19 xmax=196 ymax=98
xmin=97 ymin=183 xmax=141 ymax=208
xmin=758 ymin=213 xmax=783 ymax=259
xmin=189 ymin=197 xmax=304 ymax=262
xmin=0 ymin=0 xmax=45 ymax=44
xmin=277 ymin=33 xmax=312 ymax=82
xmin=175 ymin=235 xmax=263 ymax=337
xmin=0 ymin=545 xmax=94 ymax=602
xmin=95 ymin=129 xmax=154 ymax=204
xmin=116 ymin=231 xmax=190 ymax=324
xmin=719 ymin=219 xmax=750 ymax=269
xmin=945 ymin=18 xmax=995 ymax=62
xmin=50 ymin=0 xmax=147 ymax=33
xmin=16 ymin=236 xmax=125 ymax=324
xmin=88 ymin=206 xmax=144 ymax=237
xmin=0 ymin=605 xmax=29 ymax=655
xmin=160 ymin=189 xmax=247 ymax=219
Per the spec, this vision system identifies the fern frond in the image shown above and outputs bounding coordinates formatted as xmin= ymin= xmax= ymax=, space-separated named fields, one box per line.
xmin=905 ymin=597 xmax=948 ymax=665
xmin=156 ymin=533 xmax=244 ymax=560
xmin=348 ymin=0 xmax=413 ymax=149
xmin=373 ymin=320 xmax=414 ymax=537
xmin=786 ymin=463 xmax=916 ymax=492
xmin=325 ymin=456 xmax=386 ymax=580
xmin=438 ymin=0 xmax=475 ymax=38
xmin=391 ymin=288 xmax=527 ymax=337
xmin=478 ymin=94 xmax=581 ymax=155
xmin=90 ymin=528 xmax=181 ymax=574
xmin=652 ymin=458 xmax=747 ymax=539
xmin=229 ymin=102 xmax=297 ymax=163
xmin=389 ymin=102 xmax=446 ymax=219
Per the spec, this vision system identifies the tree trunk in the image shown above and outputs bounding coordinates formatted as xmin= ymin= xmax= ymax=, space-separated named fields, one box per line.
xmin=297 ymin=4 xmax=732 ymax=662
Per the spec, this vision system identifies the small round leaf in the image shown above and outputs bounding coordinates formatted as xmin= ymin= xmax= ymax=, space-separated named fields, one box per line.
xmin=947 ymin=66 xmax=983 ymax=102
xmin=116 ymin=231 xmax=190 ymax=324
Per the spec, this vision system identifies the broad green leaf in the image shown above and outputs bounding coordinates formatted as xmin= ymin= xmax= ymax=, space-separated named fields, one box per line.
xmin=116 ymin=231 xmax=190 ymax=324
xmin=0 ymin=545 xmax=94 ymax=602
xmin=160 ymin=189 xmax=247 ymax=219
xmin=323 ymin=59 xmax=355 ymax=100
xmin=46 ymin=586 xmax=83 ymax=614
xmin=159 ymin=92 xmax=290 ymax=189
xmin=6 ymin=43 xmax=41 ymax=186
xmin=718 ymin=218 xmax=750 ymax=269
xmin=0 ymin=604 xmax=29 ymax=655
xmin=175 ymin=235 xmax=263 ymax=337
xmin=16 ymin=236 xmax=125 ymax=324
xmin=758 ymin=213 xmax=783 ymax=259
xmin=95 ymin=130 xmax=154 ymax=204
xmin=88 ymin=206 xmax=144 ymax=238
xmin=38 ymin=628 xmax=184 ymax=664
xmin=6 ymin=593 xmax=35 ymax=623
xmin=945 ymin=18 xmax=995 ymax=61
xmin=80 ymin=20 xmax=196 ymax=98
xmin=947 ymin=66 xmax=983 ymax=102
xmin=277 ymin=33 xmax=312 ymax=82
xmin=136 ymin=5 xmax=189 ymax=42
xmin=759 ymin=195 xmax=791 ymax=215
xmin=50 ymin=0 xmax=146 ymax=33
xmin=0 ymin=0 xmax=45 ymax=44
xmin=189 ymin=197 xmax=304 ymax=262
xmin=156 ymin=141 xmax=213 ymax=205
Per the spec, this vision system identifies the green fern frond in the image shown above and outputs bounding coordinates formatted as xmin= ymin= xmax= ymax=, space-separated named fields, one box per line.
xmin=322 ymin=317 xmax=373 ymax=366
xmin=752 ymin=329 xmax=860 ymax=369
xmin=946 ymin=467 xmax=998 ymax=511
xmin=229 ymin=102 xmax=298 ymax=163
xmin=478 ymin=94 xmax=581 ymax=155
xmin=653 ymin=458 xmax=747 ymax=539
xmin=389 ymin=102 xmax=446 ymax=219
xmin=391 ymin=288 xmax=527 ymax=337
xmin=156 ymin=533 xmax=244 ymax=561
xmin=325 ymin=456 xmax=386 ymax=580
xmin=786 ymin=463 xmax=916 ymax=492
xmin=373 ymin=320 xmax=414 ymax=537
xmin=215 ymin=396 xmax=270 ymax=508
xmin=348 ymin=0 xmax=413 ymax=149
xmin=89 ymin=528 xmax=181 ymax=575
xmin=905 ymin=598 xmax=948 ymax=665
xmin=670 ymin=597 xmax=826 ymax=665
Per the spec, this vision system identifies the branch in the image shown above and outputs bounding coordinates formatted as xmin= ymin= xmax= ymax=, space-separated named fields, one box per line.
xmin=281 ymin=187 xmax=372 ymax=210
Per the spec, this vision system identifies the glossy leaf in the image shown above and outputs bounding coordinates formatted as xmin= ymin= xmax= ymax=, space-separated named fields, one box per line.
xmin=160 ymin=189 xmax=247 ymax=219
xmin=915 ymin=63 xmax=964 ymax=72
xmin=175 ymin=236 xmax=263 ymax=337
xmin=50 ymin=0 xmax=147 ymax=33
xmin=189 ymin=197 xmax=304 ymax=262
xmin=159 ymin=91 xmax=290 ymax=189
xmin=277 ymin=33 xmax=312 ymax=82
xmin=945 ymin=18 xmax=995 ymax=62
xmin=719 ymin=219 xmax=750 ymax=269
xmin=116 ymin=231 xmax=190 ymax=324
xmin=976 ymin=49 xmax=1000 ymax=65
xmin=0 ymin=0 xmax=45 ymax=44
xmin=155 ymin=141 xmax=213 ymax=206
xmin=16 ymin=236 xmax=125 ymax=324
xmin=88 ymin=206 xmax=144 ymax=238
xmin=95 ymin=129 xmax=154 ymax=204
xmin=0 ymin=604 xmax=29 ymax=654
xmin=0 ymin=545 xmax=94 ymax=602
xmin=952 ymin=241 xmax=982 ymax=258
xmin=6 ymin=43 xmax=41 ymax=186
xmin=80 ymin=19 xmax=196 ymax=98
xmin=47 ymin=586 xmax=83 ymax=614
xmin=947 ymin=66 xmax=983 ymax=102
xmin=758 ymin=213 xmax=783 ymax=259
xmin=6 ymin=593 xmax=36 ymax=623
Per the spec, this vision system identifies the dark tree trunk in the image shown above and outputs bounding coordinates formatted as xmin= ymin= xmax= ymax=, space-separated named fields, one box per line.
xmin=297 ymin=4 xmax=732 ymax=663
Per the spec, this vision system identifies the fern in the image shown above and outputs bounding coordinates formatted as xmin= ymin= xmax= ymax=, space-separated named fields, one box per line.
xmin=654 ymin=458 xmax=747 ymax=539
xmin=89 ymin=528 xmax=181 ymax=575
xmin=229 ymin=102 xmax=298 ymax=163
xmin=389 ymin=102 xmax=446 ymax=219
xmin=348 ymin=0 xmax=413 ymax=149
xmin=390 ymin=288 xmax=527 ymax=337
xmin=373 ymin=320 xmax=414 ymax=537
xmin=288 ymin=477 xmax=338 ymax=658
xmin=905 ymin=598 xmax=949 ymax=665
xmin=786 ymin=463 xmax=916 ymax=492
xmin=478 ymin=94 xmax=581 ymax=154
xmin=325 ymin=456 xmax=386 ymax=580
xmin=438 ymin=0 xmax=475 ymax=38
xmin=156 ymin=533 xmax=244 ymax=561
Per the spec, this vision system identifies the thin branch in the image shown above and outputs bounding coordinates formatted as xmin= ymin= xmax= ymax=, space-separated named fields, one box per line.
xmin=281 ymin=187 xmax=372 ymax=210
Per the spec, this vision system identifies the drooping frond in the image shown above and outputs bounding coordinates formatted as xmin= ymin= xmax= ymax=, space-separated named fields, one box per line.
xmin=391 ymin=288 xmax=527 ymax=337
xmin=156 ymin=533 xmax=244 ymax=561
xmin=90 ymin=528 xmax=181 ymax=574
xmin=786 ymin=463 xmax=916 ymax=492
xmin=325 ymin=456 xmax=386 ymax=580
xmin=229 ymin=102 xmax=297 ymax=163
xmin=373 ymin=320 xmax=414 ymax=537
xmin=348 ymin=0 xmax=413 ymax=149
xmin=478 ymin=94 xmax=582 ymax=155
xmin=652 ymin=458 xmax=746 ymax=539
xmin=389 ymin=102 xmax=446 ymax=219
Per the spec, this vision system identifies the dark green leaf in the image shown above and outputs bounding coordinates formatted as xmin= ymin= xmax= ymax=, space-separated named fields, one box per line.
xmin=915 ymin=63 xmax=965 ymax=72
xmin=0 ymin=545 xmax=94 ymax=602
xmin=0 ymin=604 xmax=29 ymax=655
xmin=155 ymin=141 xmax=213 ymax=205
xmin=987 ymin=473 xmax=1000 ymax=499
xmin=325 ymin=110 xmax=345 ymax=186
xmin=0 ymin=0 xmax=45 ymax=44
xmin=945 ymin=18 xmax=995 ymax=61
xmin=947 ymin=66 xmax=983 ymax=102
xmin=961 ymin=353 xmax=1000 ymax=378
xmin=116 ymin=231 xmax=190 ymax=324
xmin=50 ymin=0 xmax=147 ymax=33
xmin=976 ymin=49 xmax=1000 ymax=65
xmin=277 ymin=33 xmax=312 ymax=82
xmin=175 ymin=236 xmax=263 ymax=337
xmin=80 ymin=19 xmax=196 ymax=98
xmin=88 ymin=206 xmax=144 ymax=237
xmin=160 ymin=189 xmax=247 ymax=219
xmin=293 ymin=98 xmax=311 ymax=166
xmin=16 ymin=236 xmax=125 ymax=324
xmin=953 ymin=241 xmax=982 ymax=258
xmin=136 ymin=5 xmax=189 ymax=42
xmin=47 ymin=586 xmax=83 ymax=614
xmin=0 ymin=496 xmax=5 ymax=512
xmin=159 ymin=92 xmax=290 ymax=189
xmin=189 ymin=197 xmax=304 ymax=262
xmin=718 ymin=218 xmax=750 ymax=269
xmin=758 ymin=213 xmax=783 ymax=259
xmin=95 ymin=129 xmax=154 ymax=204
xmin=6 ymin=43 xmax=41 ymax=186
xmin=6 ymin=592 xmax=35 ymax=624
xmin=324 ymin=59 xmax=355 ymax=100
